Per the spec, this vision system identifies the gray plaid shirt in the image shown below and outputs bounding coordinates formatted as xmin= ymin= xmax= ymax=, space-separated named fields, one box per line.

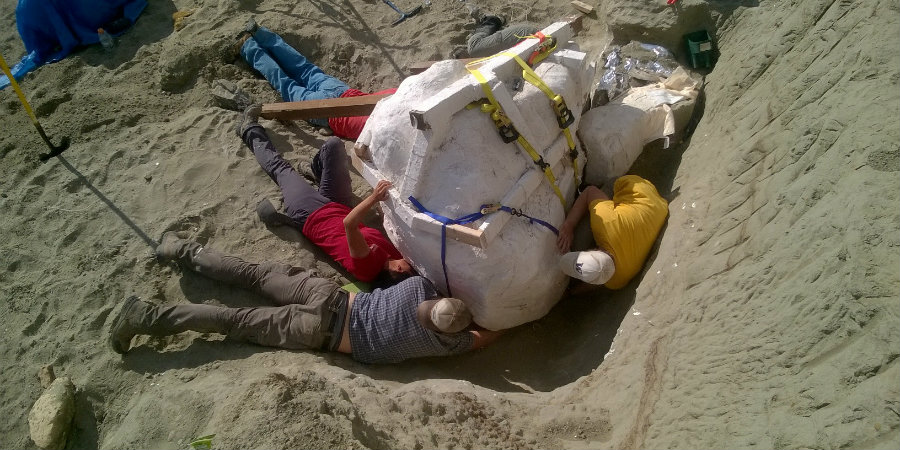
xmin=349 ymin=276 xmax=474 ymax=364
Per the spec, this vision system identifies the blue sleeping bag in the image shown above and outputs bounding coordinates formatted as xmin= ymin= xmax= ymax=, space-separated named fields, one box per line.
xmin=1 ymin=0 xmax=147 ymax=89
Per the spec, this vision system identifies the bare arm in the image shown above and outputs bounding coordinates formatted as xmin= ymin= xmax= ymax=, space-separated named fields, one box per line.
xmin=470 ymin=329 xmax=504 ymax=350
xmin=344 ymin=180 xmax=392 ymax=259
xmin=556 ymin=185 xmax=609 ymax=253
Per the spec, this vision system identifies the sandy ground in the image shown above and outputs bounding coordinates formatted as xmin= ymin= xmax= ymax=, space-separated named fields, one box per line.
xmin=1 ymin=0 xmax=898 ymax=449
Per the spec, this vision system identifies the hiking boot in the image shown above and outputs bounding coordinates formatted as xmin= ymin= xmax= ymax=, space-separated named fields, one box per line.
xmin=155 ymin=231 xmax=193 ymax=262
xmin=229 ymin=33 xmax=252 ymax=62
xmin=479 ymin=15 xmax=505 ymax=31
xmin=450 ymin=46 xmax=469 ymax=59
xmin=242 ymin=17 xmax=258 ymax=35
xmin=235 ymin=103 xmax=262 ymax=138
xmin=228 ymin=18 xmax=258 ymax=61
xmin=256 ymin=198 xmax=298 ymax=227
xmin=468 ymin=6 xmax=484 ymax=23
xmin=473 ymin=16 xmax=504 ymax=38
xmin=108 ymin=296 xmax=153 ymax=354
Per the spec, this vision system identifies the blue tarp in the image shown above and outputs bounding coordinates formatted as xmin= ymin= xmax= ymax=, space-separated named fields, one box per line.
xmin=1 ymin=0 xmax=147 ymax=90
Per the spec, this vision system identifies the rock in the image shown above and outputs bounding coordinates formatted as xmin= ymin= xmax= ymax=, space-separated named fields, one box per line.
xmin=210 ymin=79 xmax=252 ymax=111
xmin=37 ymin=365 xmax=55 ymax=389
xmin=28 ymin=377 xmax=75 ymax=450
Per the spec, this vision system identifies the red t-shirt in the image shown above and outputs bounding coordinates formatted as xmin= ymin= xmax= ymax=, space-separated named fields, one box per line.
xmin=328 ymin=88 xmax=398 ymax=140
xmin=301 ymin=202 xmax=403 ymax=282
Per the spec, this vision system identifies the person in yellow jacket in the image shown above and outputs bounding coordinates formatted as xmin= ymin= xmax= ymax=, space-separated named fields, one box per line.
xmin=556 ymin=175 xmax=669 ymax=289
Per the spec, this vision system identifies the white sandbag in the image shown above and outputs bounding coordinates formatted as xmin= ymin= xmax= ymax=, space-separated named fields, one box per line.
xmin=579 ymin=68 xmax=700 ymax=185
xmin=354 ymin=20 xmax=595 ymax=330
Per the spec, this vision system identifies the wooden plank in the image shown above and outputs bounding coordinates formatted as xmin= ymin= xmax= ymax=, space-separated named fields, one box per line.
xmin=566 ymin=13 xmax=585 ymax=33
xmin=408 ymin=58 xmax=478 ymax=75
xmin=411 ymin=214 xmax=486 ymax=248
xmin=445 ymin=223 xmax=485 ymax=248
xmin=570 ymin=0 xmax=594 ymax=14
xmin=407 ymin=13 xmax=586 ymax=77
xmin=259 ymin=94 xmax=392 ymax=120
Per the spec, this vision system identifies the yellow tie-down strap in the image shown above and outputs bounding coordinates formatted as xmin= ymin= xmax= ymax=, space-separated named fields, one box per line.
xmin=500 ymin=51 xmax=581 ymax=188
xmin=466 ymin=63 xmax=567 ymax=208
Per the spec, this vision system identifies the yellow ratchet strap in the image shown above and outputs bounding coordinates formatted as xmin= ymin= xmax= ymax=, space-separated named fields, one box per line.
xmin=466 ymin=62 xmax=567 ymax=208
xmin=500 ymin=51 xmax=581 ymax=187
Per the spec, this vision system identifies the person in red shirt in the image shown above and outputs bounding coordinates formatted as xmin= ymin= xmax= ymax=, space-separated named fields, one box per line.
xmin=236 ymin=104 xmax=413 ymax=283
xmin=236 ymin=20 xmax=394 ymax=140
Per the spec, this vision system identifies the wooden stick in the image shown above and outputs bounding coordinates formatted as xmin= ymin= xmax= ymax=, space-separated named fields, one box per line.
xmin=259 ymin=94 xmax=392 ymax=120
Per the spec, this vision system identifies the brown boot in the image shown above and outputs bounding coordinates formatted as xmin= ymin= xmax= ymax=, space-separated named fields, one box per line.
xmin=235 ymin=103 xmax=262 ymax=138
xmin=108 ymin=296 xmax=154 ymax=354
xmin=109 ymin=296 xmax=238 ymax=354
xmin=155 ymin=231 xmax=200 ymax=263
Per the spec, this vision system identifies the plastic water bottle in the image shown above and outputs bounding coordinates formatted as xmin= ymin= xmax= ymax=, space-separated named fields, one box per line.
xmin=98 ymin=28 xmax=114 ymax=51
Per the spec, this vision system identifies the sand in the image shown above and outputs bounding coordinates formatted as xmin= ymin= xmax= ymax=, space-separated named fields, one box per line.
xmin=1 ymin=0 xmax=898 ymax=449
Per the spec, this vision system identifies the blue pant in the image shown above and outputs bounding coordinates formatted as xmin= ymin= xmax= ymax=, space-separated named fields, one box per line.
xmin=240 ymin=26 xmax=349 ymax=127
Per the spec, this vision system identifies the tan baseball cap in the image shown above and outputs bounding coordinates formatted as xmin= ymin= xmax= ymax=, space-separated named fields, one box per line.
xmin=429 ymin=298 xmax=472 ymax=333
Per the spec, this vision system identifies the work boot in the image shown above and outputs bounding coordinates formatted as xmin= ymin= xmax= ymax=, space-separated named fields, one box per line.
xmin=235 ymin=103 xmax=262 ymax=138
xmin=228 ymin=17 xmax=258 ymax=61
xmin=108 ymin=296 xmax=154 ymax=354
xmin=468 ymin=6 xmax=484 ymax=23
xmin=450 ymin=46 xmax=469 ymax=59
xmin=256 ymin=198 xmax=298 ymax=228
xmin=242 ymin=17 xmax=258 ymax=35
xmin=155 ymin=231 xmax=200 ymax=263
xmin=477 ymin=15 xmax=504 ymax=34
xmin=109 ymin=296 xmax=236 ymax=354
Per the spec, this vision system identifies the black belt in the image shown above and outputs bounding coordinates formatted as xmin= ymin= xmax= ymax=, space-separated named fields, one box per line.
xmin=323 ymin=289 xmax=349 ymax=351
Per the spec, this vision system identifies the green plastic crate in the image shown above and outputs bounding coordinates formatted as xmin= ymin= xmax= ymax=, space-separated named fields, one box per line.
xmin=684 ymin=30 xmax=714 ymax=69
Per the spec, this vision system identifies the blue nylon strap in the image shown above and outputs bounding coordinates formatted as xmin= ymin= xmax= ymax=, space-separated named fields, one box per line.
xmin=408 ymin=196 xmax=487 ymax=297
xmin=408 ymin=196 xmax=560 ymax=297
xmin=498 ymin=206 xmax=560 ymax=235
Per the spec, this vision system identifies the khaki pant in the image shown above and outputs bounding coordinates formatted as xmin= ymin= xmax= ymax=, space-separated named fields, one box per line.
xmin=468 ymin=22 xmax=540 ymax=58
xmin=147 ymin=241 xmax=346 ymax=350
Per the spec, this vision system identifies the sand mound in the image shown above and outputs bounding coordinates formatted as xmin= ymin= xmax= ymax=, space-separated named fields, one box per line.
xmin=1 ymin=0 xmax=897 ymax=448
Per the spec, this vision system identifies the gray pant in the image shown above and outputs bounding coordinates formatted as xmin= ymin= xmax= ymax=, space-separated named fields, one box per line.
xmin=242 ymin=126 xmax=353 ymax=230
xmin=148 ymin=241 xmax=347 ymax=350
xmin=468 ymin=23 xmax=540 ymax=58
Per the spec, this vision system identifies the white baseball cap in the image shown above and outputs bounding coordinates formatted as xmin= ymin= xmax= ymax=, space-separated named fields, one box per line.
xmin=559 ymin=250 xmax=616 ymax=285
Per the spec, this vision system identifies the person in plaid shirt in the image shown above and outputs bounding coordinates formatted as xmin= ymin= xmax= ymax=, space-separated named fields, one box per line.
xmin=108 ymin=234 xmax=502 ymax=364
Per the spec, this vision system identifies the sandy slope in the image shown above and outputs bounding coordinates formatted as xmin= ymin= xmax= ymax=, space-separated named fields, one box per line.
xmin=1 ymin=0 xmax=897 ymax=449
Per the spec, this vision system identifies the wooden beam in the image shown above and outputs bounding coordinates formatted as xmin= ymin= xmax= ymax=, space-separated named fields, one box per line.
xmin=259 ymin=94 xmax=392 ymax=120
xmin=408 ymin=58 xmax=478 ymax=75
xmin=407 ymin=13 xmax=587 ymax=76
xmin=570 ymin=0 xmax=594 ymax=14
xmin=566 ymin=13 xmax=585 ymax=33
